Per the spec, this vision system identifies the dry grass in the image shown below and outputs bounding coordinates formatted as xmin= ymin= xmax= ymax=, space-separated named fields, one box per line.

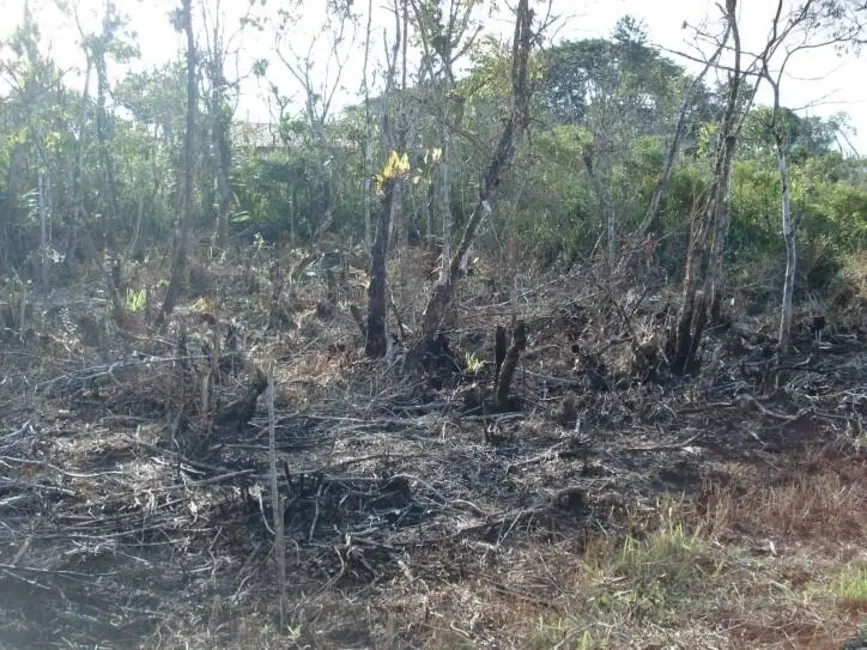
xmin=363 ymin=449 xmax=867 ymax=650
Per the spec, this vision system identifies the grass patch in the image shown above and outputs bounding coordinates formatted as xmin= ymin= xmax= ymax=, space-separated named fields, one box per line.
xmin=833 ymin=565 xmax=867 ymax=613
xmin=519 ymin=463 xmax=867 ymax=650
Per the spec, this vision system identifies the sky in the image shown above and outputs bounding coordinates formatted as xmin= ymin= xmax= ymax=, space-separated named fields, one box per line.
xmin=2 ymin=0 xmax=867 ymax=154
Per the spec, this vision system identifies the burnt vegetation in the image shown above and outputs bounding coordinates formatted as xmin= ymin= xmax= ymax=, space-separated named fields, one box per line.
xmin=2 ymin=0 xmax=867 ymax=648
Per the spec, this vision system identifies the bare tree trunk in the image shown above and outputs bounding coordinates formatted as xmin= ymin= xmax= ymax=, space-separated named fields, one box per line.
xmin=617 ymin=45 xmax=726 ymax=274
xmin=94 ymin=51 xmax=119 ymax=248
xmin=64 ymin=55 xmax=92 ymax=277
xmin=704 ymin=130 xmax=738 ymax=318
xmin=365 ymin=179 xmax=397 ymax=357
xmin=672 ymin=0 xmax=741 ymax=375
xmin=361 ymin=0 xmax=374 ymax=249
xmin=582 ymin=138 xmax=617 ymax=274
xmin=215 ymin=116 xmax=232 ymax=250
xmin=776 ymin=144 xmax=795 ymax=354
xmin=496 ymin=321 xmax=527 ymax=410
xmin=439 ymin=98 xmax=452 ymax=280
xmin=36 ymin=148 xmax=50 ymax=289
xmin=127 ymin=128 xmax=161 ymax=261
xmin=390 ymin=0 xmax=410 ymax=255
xmin=365 ymin=0 xmax=406 ymax=358
xmin=705 ymin=0 xmax=742 ymax=320
xmin=420 ymin=0 xmax=535 ymax=340
xmin=156 ymin=0 xmax=196 ymax=329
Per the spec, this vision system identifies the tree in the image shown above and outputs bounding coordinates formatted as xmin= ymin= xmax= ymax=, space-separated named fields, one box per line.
xmin=114 ymin=62 xmax=187 ymax=256
xmin=755 ymin=0 xmax=866 ymax=354
xmin=156 ymin=0 xmax=197 ymax=329
xmin=200 ymin=0 xmax=262 ymax=251
xmin=365 ymin=0 xmax=408 ymax=358
xmin=409 ymin=0 xmax=484 ymax=272
xmin=672 ymin=0 xmax=744 ymax=375
xmin=360 ymin=0 xmax=375 ymax=248
xmin=72 ymin=0 xmax=139 ymax=254
xmin=542 ymin=18 xmax=718 ymax=274
xmin=1 ymin=2 xmax=66 ymax=283
xmin=419 ymin=0 xmax=539 ymax=340
xmin=272 ymin=0 xmax=357 ymax=231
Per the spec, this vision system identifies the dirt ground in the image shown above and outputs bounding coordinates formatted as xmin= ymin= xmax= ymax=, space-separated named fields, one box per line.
xmin=1 ymin=254 xmax=866 ymax=649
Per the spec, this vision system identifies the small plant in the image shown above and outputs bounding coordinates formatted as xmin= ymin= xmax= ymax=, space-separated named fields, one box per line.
xmin=286 ymin=624 xmax=301 ymax=642
xmin=125 ymin=287 xmax=147 ymax=312
xmin=464 ymin=351 xmax=486 ymax=375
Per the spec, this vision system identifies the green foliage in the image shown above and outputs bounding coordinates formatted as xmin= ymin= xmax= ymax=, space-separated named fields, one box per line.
xmin=0 ymin=1 xmax=863 ymax=294
xmin=464 ymin=351 xmax=485 ymax=374
xmin=539 ymin=17 xmax=710 ymax=131
xmin=729 ymin=160 xmax=782 ymax=258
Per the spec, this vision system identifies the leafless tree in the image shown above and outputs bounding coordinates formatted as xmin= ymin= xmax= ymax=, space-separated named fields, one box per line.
xmin=361 ymin=0 xmax=375 ymax=248
xmin=409 ymin=0 xmax=483 ymax=273
xmin=755 ymin=0 xmax=865 ymax=353
xmin=273 ymin=1 xmax=357 ymax=228
xmin=670 ymin=0 xmax=865 ymax=371
xmin=200 ymin=0 xmax=259 ymax=251
xmin=419 ymin=0 xmax=543 ymax=341
xmin=156 ymin=0 xmax=197 ymax=329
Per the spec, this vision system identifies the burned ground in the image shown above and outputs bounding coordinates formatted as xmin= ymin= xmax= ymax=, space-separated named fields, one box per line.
xmin=1 ymin=253 xmax=866 ymax=649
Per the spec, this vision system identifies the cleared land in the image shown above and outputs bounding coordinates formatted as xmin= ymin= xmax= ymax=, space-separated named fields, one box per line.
xmin=1 ymin=252 xmax=866 ymax=649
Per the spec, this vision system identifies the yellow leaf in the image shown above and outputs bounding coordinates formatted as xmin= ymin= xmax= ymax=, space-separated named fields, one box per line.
xmin=380 ymin=150 xmax=411 ymax=181
xmin=430 ymin=147 xmax=442 ymax=163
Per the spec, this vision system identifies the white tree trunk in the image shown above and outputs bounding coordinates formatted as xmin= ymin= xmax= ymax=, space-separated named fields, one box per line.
xmin=777 ymin=146 xmax=796 ymax=354
xmin=37 ymin=147 xmax=50 ymax=288
xmin=439 ymin=105 xmax=451 ymax=283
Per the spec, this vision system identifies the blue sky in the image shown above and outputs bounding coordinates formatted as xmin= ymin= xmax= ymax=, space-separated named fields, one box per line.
xmin=3 ymin=0 xmax=866 ymax=153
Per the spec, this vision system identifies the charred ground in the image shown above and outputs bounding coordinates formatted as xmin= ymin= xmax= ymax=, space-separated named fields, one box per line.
xmin=1 ymin=248 xmax=866 ymax=649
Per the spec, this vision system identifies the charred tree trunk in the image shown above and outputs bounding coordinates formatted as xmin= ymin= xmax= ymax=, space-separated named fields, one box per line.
xmin=364 ymin=0 xmax=406 ymax=358
xmin=672 ymin=0 xmax=740 ymax=375
xmin=493 ymin=324 xmax=507 ymax=389
xmin=496 ymin=321 xmax=527 ymax=411
xmin=419 ymin=0 xmax=535 ymax=341
xmin=365 ymin=179 xmax=398 ymax=357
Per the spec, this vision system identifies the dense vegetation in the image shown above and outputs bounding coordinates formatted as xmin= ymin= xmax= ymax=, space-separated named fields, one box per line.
xmin=1 ymin=3 xmax=864 ymax=307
